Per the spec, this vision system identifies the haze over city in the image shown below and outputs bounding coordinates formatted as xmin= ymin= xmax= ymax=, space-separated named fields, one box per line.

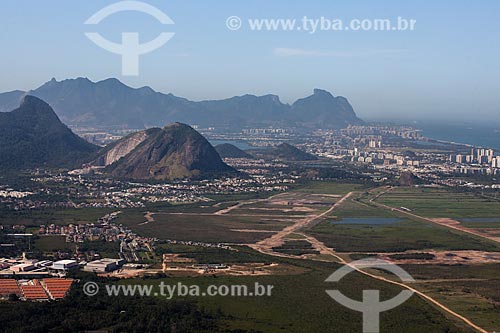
xmin=1 ymin=0 xmax=499 ymax=123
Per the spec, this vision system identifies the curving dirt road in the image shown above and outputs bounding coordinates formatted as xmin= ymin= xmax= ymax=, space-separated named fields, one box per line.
xmin=138 ymin=211 xmax=155 ymax=225
xmin=300 ymin=234 xmax=489 ymax=333
xmin=251 ymin=192 xmax=353 ymax=252
xmin=249 ymin=189 xmax=489 ymax=333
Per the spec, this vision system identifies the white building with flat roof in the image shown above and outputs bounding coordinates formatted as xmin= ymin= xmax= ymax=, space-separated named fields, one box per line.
xmin=52 ymin=260 xmax=78 ymax=271
xmin=84 ymin=258 xmax=125 ymax=273
xmin=10 ymin=263 xmax=35 ymax=272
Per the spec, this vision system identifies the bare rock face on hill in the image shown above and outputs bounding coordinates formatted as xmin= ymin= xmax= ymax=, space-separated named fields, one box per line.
xmin=92 ymin=123 xmax=236 ymax=180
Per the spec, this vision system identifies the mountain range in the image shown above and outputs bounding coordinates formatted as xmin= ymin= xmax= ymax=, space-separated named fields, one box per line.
xmin=0 ymin=96 xmax=98 ymax=169
xmin=0 ymin=95 xmax=322 ymax=179
xmin=0 ymin=78 xmax=363 ymax=130
xmin=0 ymin=96 xmax=236 ymax=180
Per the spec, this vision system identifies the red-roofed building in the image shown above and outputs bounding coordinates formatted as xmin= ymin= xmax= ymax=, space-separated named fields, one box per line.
xmin=42 ymin=278 xmax=74 ymax=300
xmin=0 ymin=279 xmax=21 ymax=297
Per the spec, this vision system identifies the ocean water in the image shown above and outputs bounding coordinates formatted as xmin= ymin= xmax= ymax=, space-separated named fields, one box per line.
xmin=417 ymin=122 xmax=500 ymax=150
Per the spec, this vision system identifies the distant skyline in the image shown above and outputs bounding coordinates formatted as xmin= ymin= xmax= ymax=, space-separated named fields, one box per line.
xmin=1 ymin=0 xmax=499 ymax=124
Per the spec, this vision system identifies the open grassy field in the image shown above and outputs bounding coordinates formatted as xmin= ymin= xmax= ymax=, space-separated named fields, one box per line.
xmin=399 ymin=264 xmax=500 ymax=332
xmin=459 ymin=221 xmax=500 ymax=228
xmin=295 ymin=181 xmax=367 ymax=195
xmin=378 ymin=187 xmax=500 ymax=219
xmin=401 ymin=263 xmax=500 ymax=280
xmin=32 ymin=237 xmax=120 ymax=258
xmin=33 ymin=235 xmax=72 ymax=252
xmin=78 ymin=240 xmax=121 ymax=258
xmin=117 ymin=257 xmax=467 ymax=333
xmin=226 ymin=207 xmax=311 ymax=216
xmin=117 ymin=209 xmax=294 ymax=243
xmin=329 ymin=197 xmax=396 ymax=218
xmin=308 ymin=196 xmax=500 ymax=252
xmin=225 ymin=192 xmax=335 ymax=216
xmin=4 ymin=180 xmax=494 ymax=331
xmin=375 ymin=187 xmax=500 ymax=245
xmin=0 ymin=208 xmax=113 ymax=226
xmin=309 ymin=219 xmax=500 ymax=252
xmin=205 ymin=191 xmax=279 ymax=202
xmin=117 ymin=186 xmax=348 ymax=244
xmin=152 ymin=201 xmax=240 ymax=214
xmin=272 ymin=240 xmax=320 ymax=256
xmin=156 ymin=244 xmax=284 ymax=264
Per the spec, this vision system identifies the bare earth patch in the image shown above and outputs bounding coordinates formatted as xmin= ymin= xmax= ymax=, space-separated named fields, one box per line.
xmin=371 ymin=250 xmax=500 ymax=265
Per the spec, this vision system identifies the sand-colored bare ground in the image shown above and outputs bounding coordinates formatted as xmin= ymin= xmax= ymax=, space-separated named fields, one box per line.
xmin=371 ymin=250 xmax=500 ymax=265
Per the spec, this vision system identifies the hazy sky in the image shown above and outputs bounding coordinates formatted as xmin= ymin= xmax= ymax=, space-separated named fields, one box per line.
xmin=1 ymin=0 xmax=499 ymax=123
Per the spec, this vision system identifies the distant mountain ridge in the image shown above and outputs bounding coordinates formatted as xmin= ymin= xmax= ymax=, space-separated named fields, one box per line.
xmin=215 ymin=143 xmax=253 ymax=159
xmin=0 ymin=90 xmax=24 ymax=112
xmin=0 ymin=96 xmax=99 ymax=169
xmin=251 ymin=143 xmax=318 ymax=161
xmin=0 ymin=78 xmax=363 ymax=130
